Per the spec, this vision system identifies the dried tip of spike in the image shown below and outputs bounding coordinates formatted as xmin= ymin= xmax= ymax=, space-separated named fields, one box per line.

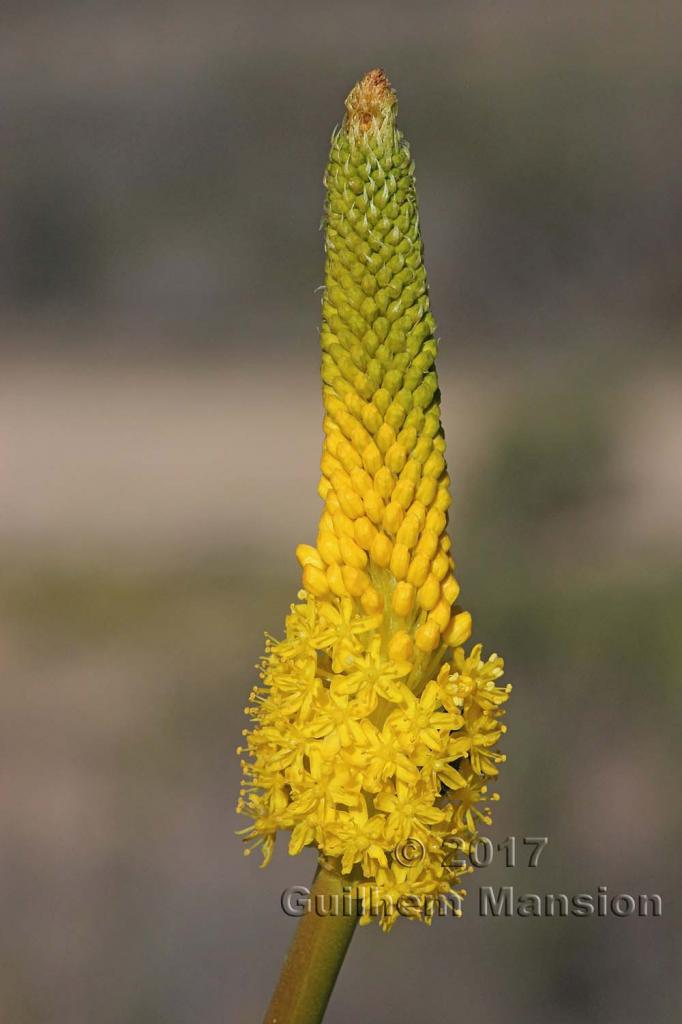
xmin=344 ymin=68 xmax=397 ymax=136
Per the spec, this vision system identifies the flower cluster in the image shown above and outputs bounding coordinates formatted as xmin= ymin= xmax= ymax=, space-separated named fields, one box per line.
xmin=237 ymin=70 xmax=511 ymax=930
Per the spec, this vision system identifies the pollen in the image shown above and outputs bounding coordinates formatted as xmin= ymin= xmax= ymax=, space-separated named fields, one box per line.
xmin=237 ymin=70 xmax=511 ymax=931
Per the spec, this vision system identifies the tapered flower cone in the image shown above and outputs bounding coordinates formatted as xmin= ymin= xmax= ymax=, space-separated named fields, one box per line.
xmin=238 ymin=69 xmax=511 ymax=932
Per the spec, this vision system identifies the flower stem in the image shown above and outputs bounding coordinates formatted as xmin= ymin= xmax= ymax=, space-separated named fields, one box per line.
xmin=264 ymin=863 xmax=358 ymax=1024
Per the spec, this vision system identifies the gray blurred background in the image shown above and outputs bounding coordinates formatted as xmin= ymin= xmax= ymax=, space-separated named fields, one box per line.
xmin=1 ymin=2 xmax=680 ymax=1022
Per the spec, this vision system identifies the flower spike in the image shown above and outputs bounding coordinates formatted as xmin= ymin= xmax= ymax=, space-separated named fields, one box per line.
xmin=237 ymin=70 xmax=511 ymax=931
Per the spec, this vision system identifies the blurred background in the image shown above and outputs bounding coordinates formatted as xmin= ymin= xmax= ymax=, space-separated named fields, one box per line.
xmin=1 ymin=2 xmax=680 ymax=1022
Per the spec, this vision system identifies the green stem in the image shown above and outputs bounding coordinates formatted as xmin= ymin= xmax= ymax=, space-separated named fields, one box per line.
xmin=264 ymin=863 xmax=358 ymax=1024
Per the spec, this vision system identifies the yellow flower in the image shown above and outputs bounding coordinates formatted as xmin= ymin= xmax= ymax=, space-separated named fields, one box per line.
xmin=374 ymin=779 xmax=447 ymax=843
xmin=237 ymin=69 xmax=511 ymax=929
xmin=326 ymin=798 xmax=389 ymax=876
